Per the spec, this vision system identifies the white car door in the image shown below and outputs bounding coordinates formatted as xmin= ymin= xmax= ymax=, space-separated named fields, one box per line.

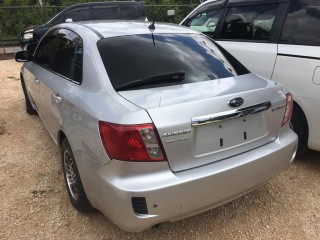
xmin=216 ymin=41 xmax=277 ymax=79
xmin=271 ymin=0 xmax=320 ymax=152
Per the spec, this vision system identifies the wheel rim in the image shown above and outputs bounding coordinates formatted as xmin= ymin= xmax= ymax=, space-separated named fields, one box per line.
xmin=64 ymin=150 xmax=79 ymax=200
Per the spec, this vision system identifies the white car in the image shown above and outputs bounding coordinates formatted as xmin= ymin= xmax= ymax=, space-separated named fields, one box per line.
xmin=181 ymin=0 xmax=320 ymax=155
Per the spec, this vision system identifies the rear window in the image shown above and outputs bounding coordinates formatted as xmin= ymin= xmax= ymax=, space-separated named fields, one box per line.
xmin=97 ymin=34 xmax=237 ymax=91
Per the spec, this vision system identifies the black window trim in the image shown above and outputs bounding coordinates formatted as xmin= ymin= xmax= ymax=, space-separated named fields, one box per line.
xmin=227 ymin=0 xmax=290 ymax=7
xmin=34 ymin=27 xmax=84 ymax=85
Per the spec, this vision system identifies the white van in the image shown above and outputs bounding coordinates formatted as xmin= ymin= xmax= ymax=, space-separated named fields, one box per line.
xmin=181 ymin=0 xmax=320 ymax=155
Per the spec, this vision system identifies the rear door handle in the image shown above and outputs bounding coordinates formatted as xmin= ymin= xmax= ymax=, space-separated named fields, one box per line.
xmin=35 ymin=79 xmax=40 ymax=85
xmin=53 ymin=93 xmax=62 ymax=104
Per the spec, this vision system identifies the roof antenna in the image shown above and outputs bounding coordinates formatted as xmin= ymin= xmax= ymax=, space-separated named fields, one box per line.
xmin=148 ymin=20 xmax=156 ymax=46
xmin=148 ymin=20 xmax=155 ymax=30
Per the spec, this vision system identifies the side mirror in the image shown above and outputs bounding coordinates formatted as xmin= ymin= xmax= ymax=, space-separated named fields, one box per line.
xmin=15 ymin=50 xmax=32 ymax=62
xmin=65 ymin=18 xmax=73 ymax=23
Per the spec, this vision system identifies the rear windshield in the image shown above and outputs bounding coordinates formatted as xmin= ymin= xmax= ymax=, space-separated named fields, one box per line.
xmin=97 ymin=33 xmax=236 ymax=91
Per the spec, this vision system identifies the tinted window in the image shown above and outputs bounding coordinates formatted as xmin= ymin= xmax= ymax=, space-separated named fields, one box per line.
xmin=121 ymin=5 xmax=139 ymax=19
xmin=221 ymin=3 xmax=280 ymax=41
xmin=64 ymin=9 xmax=90 ymax=22
xmin=187 ymin=9 xmax=223 ymax=38
xmin=34 ymin=29 xmax=82 ymax=83
xmin=98 ymin=34 xmax=236 ymax=91
xmin=51 ymin=29 xmax=83 ymax=82
xmin=34 ymin=30 xmax=58 ymax=68
xmin=92 ymin=6 xmax=119 ymax=20
xmin=280 ymin=0 xmax=320 ymax=46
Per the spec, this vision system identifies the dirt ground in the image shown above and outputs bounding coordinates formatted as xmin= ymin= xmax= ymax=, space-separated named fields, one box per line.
xmin=1 ymin=59 xmax=320 ymax=240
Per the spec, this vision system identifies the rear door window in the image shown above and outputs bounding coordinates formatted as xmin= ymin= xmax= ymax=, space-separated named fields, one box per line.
xmin=51 ymin=29 xmax=83 ymax=83
xmin=280 ymin=0 xmax=320 ymax=46
xmin=34 ymin=28 xmax=83 ymax=83
xmin=121 ymin=4 xmax=140 ymax=19
xmin=221 ymin=3 xmax=280 ymax=41
xmin=92 ymin=5 xmax=119 ymax=20
xmin=63 ymin=8 xmax=90 ymax=22
xmin=97 ymin=34 xmax=237 ymax=91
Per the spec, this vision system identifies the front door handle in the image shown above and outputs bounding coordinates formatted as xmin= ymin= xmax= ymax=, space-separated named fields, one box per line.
xmin=35 ymin=79 xmax=40 ymax=85
xmin=53 ymin=93 xmax=62 ymax=104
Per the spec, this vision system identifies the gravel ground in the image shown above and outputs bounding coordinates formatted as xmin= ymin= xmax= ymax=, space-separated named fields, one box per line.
xmin=1 ymin=59 xmax=320 ymax=240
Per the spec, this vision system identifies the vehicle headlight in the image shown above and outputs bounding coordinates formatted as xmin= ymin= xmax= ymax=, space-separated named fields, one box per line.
xmin=23 ymin=29 xmax=34 ymax=40
xmin=23 ymin=32 xmax=34 ymax=40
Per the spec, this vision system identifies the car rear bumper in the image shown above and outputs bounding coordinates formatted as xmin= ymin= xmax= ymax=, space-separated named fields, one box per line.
xmin=75 ymin=127 xmax=297 ymax=232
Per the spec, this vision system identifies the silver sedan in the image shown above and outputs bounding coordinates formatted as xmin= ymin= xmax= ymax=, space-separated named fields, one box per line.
xmin=15 ymin=21 xmax=297 ymax=232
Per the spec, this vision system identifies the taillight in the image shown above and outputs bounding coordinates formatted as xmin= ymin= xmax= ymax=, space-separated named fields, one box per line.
xmin=281 ymin=92 xmax=293 ymax=127
xmin=98 ymin=121 xmax=166 ymax=162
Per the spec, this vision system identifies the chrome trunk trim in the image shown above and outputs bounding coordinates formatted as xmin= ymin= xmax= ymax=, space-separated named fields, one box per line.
xmin=192 ymin=101 xmax=271 ymax=127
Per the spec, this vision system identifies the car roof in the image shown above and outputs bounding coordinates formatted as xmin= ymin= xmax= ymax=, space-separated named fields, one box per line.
xmin=61 ymin=1 xmax=144 ymax=11
xmin=47 ymin=1 xmax=145 ymax=25
xmin=73 ymin=21 xmax=197 ymax=38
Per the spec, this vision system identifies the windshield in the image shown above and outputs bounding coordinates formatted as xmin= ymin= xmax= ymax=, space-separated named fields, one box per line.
xmin=97 ymin=33 xmax=237 ymax=90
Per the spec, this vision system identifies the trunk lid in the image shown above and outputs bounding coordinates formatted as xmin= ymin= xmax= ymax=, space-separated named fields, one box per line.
xmin=119 ymin=74 xmax=287 ymax=172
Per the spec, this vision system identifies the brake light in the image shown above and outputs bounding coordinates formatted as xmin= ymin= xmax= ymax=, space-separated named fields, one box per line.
xmin=98 ymin=121 xmax=166 ymax=162
xmin=281 ymin=92 xmax=293 ymax=127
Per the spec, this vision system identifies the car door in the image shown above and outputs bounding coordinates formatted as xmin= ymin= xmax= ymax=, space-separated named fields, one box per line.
xmin=215 ymin=1 xmax=288 ymax=79
xmin=39 ymin=28 xmax=83 ymax=143
xmin=272 ymin=0 xmax=320 ymax=151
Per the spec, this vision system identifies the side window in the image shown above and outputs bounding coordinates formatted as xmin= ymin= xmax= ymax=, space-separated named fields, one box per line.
xmin=187 ymin=9 xmax=223 ymax=37
xmin=34 ymin=30 xmax=58 ymax=69
xmin=92 ymin=5 xmax=119 ymax=20
xmin=64 ymin=8 xmax=90 ymax=22
xmin=121 ymin=5 xmax=139 ymax=19
xmin=221 ymin=4 xmax=280 ymax=41
xmin=280 ymin=0 xmax=320 ymax=46
xmin=51 ymin=29 xmax=83 ymax=83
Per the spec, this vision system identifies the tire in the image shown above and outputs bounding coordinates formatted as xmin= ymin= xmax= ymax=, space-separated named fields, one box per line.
xmin=61 ymin=139 xmax=92 ymax=212
xmin=20 ymin=76 xmax=37 ymax=115
xmin=290 ymin=104 xmax=308 ymax=156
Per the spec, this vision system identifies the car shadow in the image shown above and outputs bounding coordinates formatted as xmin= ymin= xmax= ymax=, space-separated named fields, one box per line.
xmin=294 ymin=149 xmax=320 ymax=171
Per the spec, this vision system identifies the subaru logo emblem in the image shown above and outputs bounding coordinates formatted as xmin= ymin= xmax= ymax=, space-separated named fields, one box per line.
xmin=228 ymin=97 xmax=244 ymax=108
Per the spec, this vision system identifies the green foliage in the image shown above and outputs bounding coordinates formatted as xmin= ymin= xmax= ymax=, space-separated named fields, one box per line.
xmin=0 ymin=6 xmax=63 ymax=39
xmin=0 ymin=0 xmax=198 ymax=40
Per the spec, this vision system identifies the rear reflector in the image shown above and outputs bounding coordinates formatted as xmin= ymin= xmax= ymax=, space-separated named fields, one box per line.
xmin=98 ymin=121 xmax=166 ymax=161
xmin=281 ymin=92 xmax=293 ymax=127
